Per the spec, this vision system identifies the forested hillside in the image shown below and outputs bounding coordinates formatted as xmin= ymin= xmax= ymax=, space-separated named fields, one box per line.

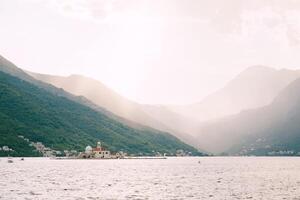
xmin=0 ymin=71 xmax=200 ymax=156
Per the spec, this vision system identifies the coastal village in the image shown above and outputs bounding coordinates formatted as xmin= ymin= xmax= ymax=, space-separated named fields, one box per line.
xmin=2 ymin=135 xmax=300 ymax=157
xmin=77 ymin=141 xmax=126 ymax=159
xmin=13 ymin=135 xmax=192 ymax=158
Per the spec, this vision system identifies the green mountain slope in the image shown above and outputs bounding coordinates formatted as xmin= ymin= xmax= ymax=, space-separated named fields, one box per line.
xmin=0 ymin=55 xmax=110 ymax=114
xmin=0 ymin=71 xmax=200 ymax=157
xmin=1 ymin=55 xmax=200 ymax=150
xmin=29 ymin=72 xmax=198 ymax=147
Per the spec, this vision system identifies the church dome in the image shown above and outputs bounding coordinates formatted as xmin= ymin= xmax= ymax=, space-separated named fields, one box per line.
xmin=85 ymin=146 xmax=92 ymax=154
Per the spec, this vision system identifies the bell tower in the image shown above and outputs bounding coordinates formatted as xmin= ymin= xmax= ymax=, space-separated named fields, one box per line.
xmin=97 ymin=141 xmax=102 ymax=150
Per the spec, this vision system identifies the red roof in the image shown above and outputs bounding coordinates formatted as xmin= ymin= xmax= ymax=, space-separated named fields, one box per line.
xmin=93 ymin=147 xmax=106 ymax=151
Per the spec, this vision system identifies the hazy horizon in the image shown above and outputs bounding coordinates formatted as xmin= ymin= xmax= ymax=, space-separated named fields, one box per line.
xmin=2 ymin=0 xmax=300 ymax=104
xmin=3 ymin=2 xmax=300 ymax=200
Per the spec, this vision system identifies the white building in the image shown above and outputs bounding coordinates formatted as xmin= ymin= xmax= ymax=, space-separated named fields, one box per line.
xmin=2 ymin=146 xmax=10 ymax=151
xmin=93 ymin=142 xmax=111 ymax=159
xmin=80 ymin=141 xmax=111 ymax=159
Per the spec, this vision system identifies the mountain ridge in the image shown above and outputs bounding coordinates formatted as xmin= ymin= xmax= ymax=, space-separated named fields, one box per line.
xmin=195 ymin=75 xmax=300 ymax=155
xmin=0 ymin=55 xmax=201 ymax=156
xmin=168 ymin=65 xmax=300 ymax=123
xmin=29 ymin=71 xmax=198 ymax=147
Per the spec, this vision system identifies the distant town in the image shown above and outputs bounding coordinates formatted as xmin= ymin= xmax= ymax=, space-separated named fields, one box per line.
xmin=0 ymin=135 xmax=300 ymax=159
xmin=1 ymin=135 xmax=298 ymax=157
xmin=0 ymin=135 xmax=194 ymax=158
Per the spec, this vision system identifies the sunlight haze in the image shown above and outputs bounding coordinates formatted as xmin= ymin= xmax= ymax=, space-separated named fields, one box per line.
xmin=1 ymin=0 xmax=300 ymax=104
xmin=3 ymin=2 xmax=300 ymax=198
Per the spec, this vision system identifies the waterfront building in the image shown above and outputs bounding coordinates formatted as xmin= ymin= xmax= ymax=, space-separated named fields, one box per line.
xmin=93 ymin=142 xmax=111 ymax=159
xmin=79 ymin=141 xmax=111 ymax=159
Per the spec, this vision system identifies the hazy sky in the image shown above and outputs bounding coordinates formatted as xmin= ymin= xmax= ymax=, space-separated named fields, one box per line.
xmin=1 ymin=0 xmax=300 ymax=104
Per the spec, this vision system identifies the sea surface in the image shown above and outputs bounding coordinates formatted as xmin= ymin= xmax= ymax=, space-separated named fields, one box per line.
xmin=1 ymin=157 xmax=300 ymax=200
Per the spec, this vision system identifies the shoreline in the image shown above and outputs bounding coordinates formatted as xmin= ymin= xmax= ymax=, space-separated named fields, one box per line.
xmin=52 ymin=156 xmax=167 ymax=160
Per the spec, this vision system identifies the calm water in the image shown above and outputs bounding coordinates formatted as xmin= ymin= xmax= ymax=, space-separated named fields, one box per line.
xmin=1 ymin=157 xmax=300 ymax=200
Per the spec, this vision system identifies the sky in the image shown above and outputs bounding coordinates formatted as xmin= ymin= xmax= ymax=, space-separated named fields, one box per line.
xmin=1 ymin=0 xmax=300 ymax=105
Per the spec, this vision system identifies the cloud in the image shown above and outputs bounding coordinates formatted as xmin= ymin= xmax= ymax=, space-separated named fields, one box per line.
xmin=48 ymin=0 xmax=211 ymax=24
xmin=47 ymin=0 xmax=300 ymax=53
xmin=285 ymin=10 xmax=300 ymax=46
xmin=212 ymin=1 xmax=300 ymax=48
xmin=48 ymin=0 xmax=129 ymax=22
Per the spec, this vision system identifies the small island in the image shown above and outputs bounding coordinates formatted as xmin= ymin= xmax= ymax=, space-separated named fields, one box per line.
xmin=55 ymin=141 xmax=168 ymax=160
xmin=78 ymin=141 xmax=125 ymax=159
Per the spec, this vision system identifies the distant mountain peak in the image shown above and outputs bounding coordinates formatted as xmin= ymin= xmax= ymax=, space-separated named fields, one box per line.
xmin=68 ymin=74 xmax=86 ymax=79
xmin=169 ymin=64 xmax=300 ymax=125
xmin=244 ymin=65 xmax=275 ymax=72
xmin=236 ymin=65 xmax=276 ymax=79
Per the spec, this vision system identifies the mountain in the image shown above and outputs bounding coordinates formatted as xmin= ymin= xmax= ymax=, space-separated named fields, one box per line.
xmin=0 ymin=55 xmax=201 ymax=157
xmin=195 ymin=77 xmax=300 ymax=155
xmin=139 ymin=105 xmax=201 ymax=147
xmin=29 ymin=72 xmax=196 ymax=145
xmin=0 ymin=55 xmax=109 ymax=114
xmin=29 ymin=65 xmax=300 ymax=152
xmin=0 ymin=71 xmax=199 ymax=157
xmin=28 ymin=73 xmax=165 ymax=129
xmin=169 ymin=66 xmax=300 ymax=122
